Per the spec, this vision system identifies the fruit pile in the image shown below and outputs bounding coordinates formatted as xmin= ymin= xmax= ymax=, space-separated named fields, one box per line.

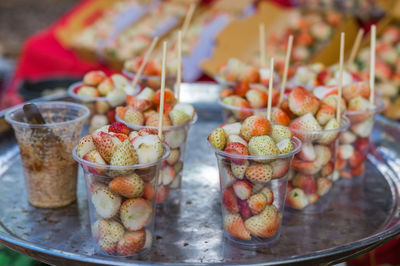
xmin=284 ymin=86 xmax=346 ymax=210
xmin=208 ymin=115 xmax=299 ymax=241
xmin=74 ymin=122 xmax=166 ymax=256
xmin=71 ymin=71 xmax=135 ymax=132
xmin=116 ymin=87 xmax=195 ymax=192
xmin=355 ymin=25 xmax=400 ymax=120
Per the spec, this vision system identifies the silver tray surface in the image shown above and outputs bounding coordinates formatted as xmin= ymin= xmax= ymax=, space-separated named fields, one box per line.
xmin=0 ymin=83 xmax=399 ymax=265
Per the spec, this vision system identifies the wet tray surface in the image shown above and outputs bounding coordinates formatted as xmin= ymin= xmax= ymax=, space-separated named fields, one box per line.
xmin=0 ymin=84 xmax=399 ymax=265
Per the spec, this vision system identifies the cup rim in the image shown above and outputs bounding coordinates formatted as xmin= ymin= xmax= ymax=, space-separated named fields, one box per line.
xmin=68 ymin=81 xmax=140 ymax=101
xmin=116 ymin=111 xmax=198 ymax=131
xmin=214 ymin=72 xmax=281 ymax=88
xmin=290 ymin=115 xmax=350 ymax=135
xmin=72 ymin=143 xmax=170 ymax=170
xmin=5 ymin=101 xmax=90 ymax=128
xmin=122 ymin=69 xmax=177 ymax=80
xmin=345 ymin=97 xmax=385 ymax=116
xmin=209 ymin=136 xmax=302 ymax=160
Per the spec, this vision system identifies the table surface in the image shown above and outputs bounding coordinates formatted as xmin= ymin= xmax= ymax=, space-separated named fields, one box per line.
xmin=0 ymin=83 xmax=400 ymax=265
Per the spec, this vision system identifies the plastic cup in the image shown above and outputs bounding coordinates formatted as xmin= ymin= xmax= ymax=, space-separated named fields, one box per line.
xmin=72 ymin=144 xmax=170 ymax=257
xmin=287 ymin=117 xmax=350 ymax=213
xmin=210 ymin=137 xmax=301 ymax=249
xmin=68 ymin=82 xmax=139 ymax=133
xmin=122 ymin=70 xmax=176 ymax=91
xmin=5 ymin=101 xmax=90 ymax=208
xmin=218 ymin=98 xmax=269 ymax=123
xmin=116 ymin=112 xmax=197 ymax=194
xmin=339 ymin=101 xmax=384 ymax=181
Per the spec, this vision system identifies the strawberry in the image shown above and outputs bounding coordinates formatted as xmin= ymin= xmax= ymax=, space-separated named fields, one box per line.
xmin=248 ymin=193 xmax=267 ymax=215
xmin=95 ymin=101 xmax=110 ymax=114
xmin=91 ymin=186 xmax=122 ymax=219
xmin=124 ymin=109 xmax=145 ymax=126
xmin=83 ymin=71 xmax=106 ymax=86
xmin=109 ymin=173 xmax=144 ymax=198
xmin=77 ymin=135 xmax=96 ymax=158
xmin=220 ymin=89 xmax=233 ymax=98
xmin=318 ymin=118 xmax=340 ymax=145
xmin=260 ymin=187 xmax=274 ymax=205
xmin=156 ymin=185 xmax=170 ymax=203
xmin=354 ymin=138 xmax=370 ymax=153
xmin=271 ymin=107 xmax=291 ymax=126
xmin=351 ymin=118 xmax=374 ymax=138
xmin=227 ymin=135 xmax=248 ymax=146
xmin=106 ymin=109 xmax=116 ymax=124
xmin=316 ymin=104 xmax=335 ymax=126
xmin=321 ymin=162 xmax=334 ymax=176
xmin=313 ymin=85 xmax=338 ymax=99
xmin=89 ymin=115 xmax=108 ymax=133
xmin=343 ymin=82 xmax=370 ymax=101
xmin=244 ymin=205 xmax=280 ymax=238
xmin=292 ymin=174 xmax=317 ymax=194
xmin=109 ymin=122 xmax=130 ymax=135
xmin=292 ymin=158 xmax=322 ymax=175
xmin=340 ymin=131 xmax=357 ymax=144
xmin=280 ymin=98 xmax=296 ymax=119
xmin=288 ymin=86 xmax=320 ymax=116
xmin=77 ymin=86 xmax=100 ymax=98
xmin=314 ymin=145 xmax=331 ymax=166
xmin=338 ymin=144 xmax=354 ymax=160
xmin=83 ymin=150 xmax=107 ymax=175
xmin=106 ymin=88 xmax=126 ymax=107
xmin=137 ymin=87 xmax=155 ymax=101
xmin=224 ymin=142 xmax=248 ymax=165
xmin=126 ymin=95 xmax=152 ymax=111
xmin=348 ymin=96 xmax=374 ymax=112
xmin=223 ymin=212 xmax=251 ymax=240
xmin=290 ymin=113 xmax=321 ymax=141
xmin=335 ymin=159 xmax=347 ymax=170
xmin=90 ymin=182 xmax=107 ymax=194
xmin=331 ymin=170 xmax=340 ymax=181
xmin=143 ymin=229 xmax=152 ymax=249
xmin=222 ymin=96 xmax=252 ymax=120
xmin=231 ymin=161 xmax=249 ymax=179
xmin=243 ymin=66 xmax=260 ymax=83
xmin=341 ymin=170 xmax=352 ymax=179
xmin=161 ymin=165 xmax=176 ymax=186
xmin=245 ymin=163 xmax=273 ymax=183
xmin=349 ymin=150 xmax=365 ymax=168
xmin=145 ymin=113 xmax=172 ymax=127
xmin=129 ymin=131 xmax=139 ymax=141
xmin=152 ymin=88 xmax=175 ymax=105
xmin=307 ymin=193 xmax=320 ymax=205
xmin=94 ymin=219 xmax=124 ymax=254
xmin=159 ymin=121 xmax=182 ymax=143
xmin=248 ymin=136 xmax=279 ymax=156
xmin=298 ymin=142 xmax=316 ymax=161
xmin=166 ymin=149 xmax=180 ymax=165
xmin=91 ymin=131 xmax=122 ymax=162
xmin=233 ymin=81 xmax=251 ymax=97
xmin=110 ymin=139 xmax=138 ymax=166
xmin=169 ymin=103 xmax=194 ymax=126
xmin=142 ymin=182 xmax=155 ymax=201
xmin=245 ymin=89 xmax=268 ymax=108
xmin=252 ymin=182 xmax=265 ymax=194
xmin=270 ymin=159 xmax=289 ymax=178
xmin=350 ymin=164 xmax=365 ymax=176
xmin=143 ymin=110 xmax=157 ymax=121
xmin=132 ymin=135 xmax=163 ymax=164
xmin=220 ymin=122 xmax=241 ymax=136
xmin=240 ymin=115 xmax=271 ymax=141
xmin=321 ymin=95 xmax=346 ymax=114
xmin=286 ymin=188 xmax=308 ymax=210
xmin=222 ymin=187 xmax=239 ymax=213
xmin=117 ymin=230 xmax=146 ymax=256
xmin=317 ymin=177 xmax=332 ymax=196
xmin=233 ymin=180 xmax=253 ymax=200
xmin=116 ymin=107 xmax=127 ymax=121
xmin=120 ymin=198 xmax=153 ymax=231
xmin=237 ymin=198 xmax=252 ymax=219
xmin=208 ymin=128 xmax=226 ymax=150
xmin=277 ymin=139 xmax=294 ymax=154
xmin=112 ymin=133 xmax=128 ymax=142
xmin=270 ymin=125 xmax=292 ymax=143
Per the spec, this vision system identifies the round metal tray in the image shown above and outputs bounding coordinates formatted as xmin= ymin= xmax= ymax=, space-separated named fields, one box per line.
xmin=0 ymin=84 xmax=399 ymax=265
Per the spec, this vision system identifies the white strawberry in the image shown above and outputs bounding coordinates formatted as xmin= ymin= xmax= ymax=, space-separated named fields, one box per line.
xmin=169 ymin=103 xmax=194 ymax=125
xmin=340 ymin=131 xmax=357 ymax=144
xmin=298 ymin=142 xmax=316 ymax=161
xmin=223 ymin=212 xmax=251 ymax=240
xmin=270 ymin=159 xmax=290 ymax=178
xmin=318 ymin=118 xmax=340 ymax=145
xmin=77 ymin=86 xmax=99 ymax=98
xmin=314 ymin=145 xmax=331 ymax=166
xmin=93 ymin=219 xmax=124 ymax=254
xmin=348 ymin=96 xmax=374 ymax=112
xmin=106 ymin=88 xmax=126 ymax=107
xmin=351 ymin=118 xmax=374 ymax=138
xmin=94 ymin=125 xmax=110 ymax=134
xmin=92 ymin=131 xmax=122 ymax=162
xmin=95 ymin=101 xmax=110 ymax=114
xmin=286 ymin=188 xmax=308 ymax=209
xmin=231 ymin=161 xmax=249 ymax=179
xmin=248 ymin=136 xmax=279 ymax=156
xmin=338 ymin=144 xmax=354 ymax=160
xmin=120 ymin=198 xmax=153 ymax=231
xmin=91 ymin=186 xmax=122 ymax=219
xmin=276 ymin=139 xmax=294 ymax=154
xmin=245 ymin=163 xmax=273 ymax=183
xmin=289 ymin=113 xmax=321 ymax=142
xmin=244 ymin=205 xmax=280 ymax=238
xmin=143 ymin=229 xmax=152 ymax=249
xmin=129 ymin=131 xmax=139 ymax=141
xmin=77 ymin=135 xmax=96 ymax=158
xmin=137 ymin=87 xmax=155 ymax=101
xmin=164 ymin=128 xmax=186 ymax=149
xmin=161 ymin=165 xmax=176 ymax=186
xmin=124 ymin=109 xmax=145 ymax=126
xmin=270 ymin=125 xmax=293 ymax=143
xmin=98 ymin=78 xmax=114 ymax=96
xmin=83 ymin=150 xmax=107 ymax=165
xmin=111 ymin=74 xmax=130 ymax=91
xmin=90 ymin=115 xmax=108 ymax=133
xmin=226 ymin=135 xmax=248 ymax=146
xmin=221 ymin=122 xmax=241 ymax=136
xmin=110 ymin=139 xmax=138 ymax=166
xmin=132 ymin=135 xmax=163 ymax=164
xmin=166 ymin=149 xmax=180 ymax=165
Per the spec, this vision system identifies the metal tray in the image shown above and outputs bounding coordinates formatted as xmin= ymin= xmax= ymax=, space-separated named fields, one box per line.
xmin=0 ymin=83 xmax=400 ymax=265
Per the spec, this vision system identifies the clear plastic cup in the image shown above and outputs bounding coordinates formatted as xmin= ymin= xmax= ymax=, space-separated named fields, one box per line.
xmin=122 ymin=70 xmax=176 ymax=91
xmin=218 ymin=98 xmax=267 ymax=123
xmin=72 ymin=144 xmax=170 ymax=257
xmin=287 ymin=117 xmax=350 ymax=213
xmin=338 ymin=101 xmax=384 ymax=181
xmin=5 ymin=101 xmax=90 ymax=208
xmin=68 ymin=82 xmax=139 ymax=133
xmin=116 ymin=112 xmax=197 ymax=194
xmin=210 ymin=137 xmax=301 ymax=249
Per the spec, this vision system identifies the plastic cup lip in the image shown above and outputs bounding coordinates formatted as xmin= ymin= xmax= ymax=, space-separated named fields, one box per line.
xmin=5 ymin=101 xmax=90 ymax=129
xmin=344 ymin=98 xmax=385 ymax=116
xmin=68 ymin=81 xmax=140 ymax=102
xmin=209 ymin=136 xmax=302 ymax=161
xmin=290 ymin=115 xmax=350 ymax=135
xmin=122 ymin=69 xmax=176 ymax=80
xmin=116 ymin=112 xmax=198 ymax=131
xmin=72 ymin=143 xmax=170 ymax=170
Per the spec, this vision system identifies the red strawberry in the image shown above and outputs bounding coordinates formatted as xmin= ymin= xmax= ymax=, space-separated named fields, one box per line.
xmin=92 ymin=131 xmax=122 ymax=162
xmin=223 ymin=212 xmax=251 ymax=240
xmin=248 ymin=193 xmax=267 ymax=215
xmin=222 ymin=187 xmax=239 ymax=213
xmin=286 ymin=188 xmax=308 ymax=210
xmin=349 ymin=150 xmax=365 ymax=168
xmin=354 ymin=138 xmax=370 ymax=153
xmin=350 ymin=164 xmax=365 ymax=177
xmin=109 ymin=122 xmax=130 ymax=135
xmin=224 ymin=142 xmax=248 ymax=165
xmin=233 ymin=180 xmax=252 ymax=200
xmin=242 ymin=66 xmax=260 ymax=83
xmin=317 ymin=177 xmax=332 ymax=196
xmin=244 ymin=205 xmax=280 ymax=238
xmin=288 ymin=86 xmax=320 ymax=116
xmin=237 ymin=199 xmax=252 ymax=219
xmin=292 ymin=174 xmax=317 ymax=194
xmin=120 ymin=198 xmax=153 ymax=231
xmin=106 ymin=109 xmax=117 ymax=124
xmin=240 ymin=115 xmax=271 ymax=141
xmin=152 ymin=89 xmax=175 ymax=105
xmin=117 ymin=230 xmax=146 ymax=256
xmin=271 ymin=107 xmax=290 ymax=126
xmin=233 ymin=81 xmax=251 ymax=97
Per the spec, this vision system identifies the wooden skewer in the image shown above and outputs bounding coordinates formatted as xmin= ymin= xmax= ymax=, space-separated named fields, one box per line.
xmin=279 ymin=35 xmax=293 ymax=105
xmin=336 ymin=32 xmax=345 ymax=122
xmin=369 ymin=25 xmax=376 ymax=105
xmin=158 ymin=41 xmax=168 ymax=139
xmin=347 ymin=28 xmax=364 ymax=65
xmin=259 ymin=23 xmax=266 ymax=67
xmin=181 ymin=3 xmax=196 ymax=38
xmin=267 ymin=57 xmax=274 ymax=121
xmin=176 ymin=30 xmax=182 ymax=102
xmin=131 ymin=37 xmax=159 ymax=91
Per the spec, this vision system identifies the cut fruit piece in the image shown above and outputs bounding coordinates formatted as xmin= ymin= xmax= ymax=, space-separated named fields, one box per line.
xmin=91 ymin=187 xmax=122 ymax=219
xmin=120 ymin=198 xmax=153 ymax=231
